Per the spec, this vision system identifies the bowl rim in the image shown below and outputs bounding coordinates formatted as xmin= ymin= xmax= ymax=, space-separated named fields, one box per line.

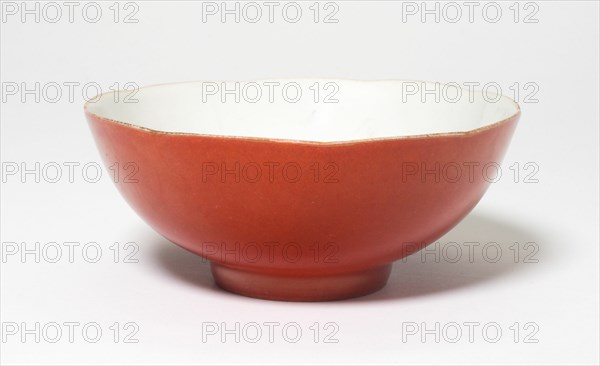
xmin=84 ymin=78 xmax=521 ymax=146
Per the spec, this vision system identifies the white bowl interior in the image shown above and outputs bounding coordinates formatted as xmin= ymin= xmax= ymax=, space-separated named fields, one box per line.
xmin=86 ymin=79 xmax=519 ymax=142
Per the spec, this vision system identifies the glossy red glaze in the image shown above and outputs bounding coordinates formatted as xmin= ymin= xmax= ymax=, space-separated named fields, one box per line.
xmin=85 ymin=108 xmax=519 ymax=301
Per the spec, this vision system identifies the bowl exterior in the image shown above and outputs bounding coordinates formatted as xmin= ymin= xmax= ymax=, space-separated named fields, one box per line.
xmin=86 ymin=111 xmax=519 ymax=300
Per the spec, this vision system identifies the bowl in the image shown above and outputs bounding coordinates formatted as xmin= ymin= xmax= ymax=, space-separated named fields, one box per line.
xmin=85 ymin=79 xmax=520 ymax=301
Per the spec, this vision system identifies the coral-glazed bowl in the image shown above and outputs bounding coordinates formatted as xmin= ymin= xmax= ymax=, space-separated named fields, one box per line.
xmin=85 ymin=79 xmax=520 ymax=301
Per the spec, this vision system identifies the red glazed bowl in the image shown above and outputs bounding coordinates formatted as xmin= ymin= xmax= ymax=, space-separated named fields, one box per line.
xmin=85 ymin=79 xmax=520 ymax=301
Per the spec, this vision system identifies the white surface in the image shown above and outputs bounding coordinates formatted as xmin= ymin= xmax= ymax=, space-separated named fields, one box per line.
xmin=86 ymin=80 xmax=518 ymax=142
xmin=1 ymin=1 xmax=598 ymax=365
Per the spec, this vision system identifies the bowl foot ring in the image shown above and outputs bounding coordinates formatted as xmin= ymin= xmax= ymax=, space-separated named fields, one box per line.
xmin=211 ymin=263 xmax=392 ymax=301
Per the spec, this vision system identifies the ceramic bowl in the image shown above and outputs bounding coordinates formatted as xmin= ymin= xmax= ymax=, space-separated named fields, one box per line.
xmin=85 ymin=79 xmax=520 ymax=301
